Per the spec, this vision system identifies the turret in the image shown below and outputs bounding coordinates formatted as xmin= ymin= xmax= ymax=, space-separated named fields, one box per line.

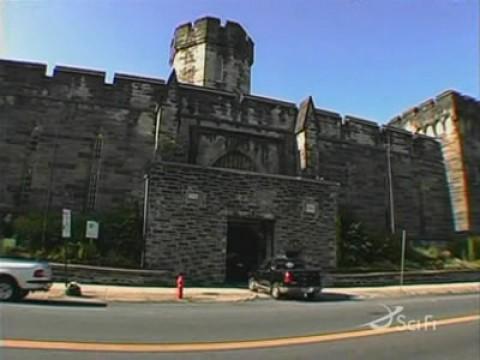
xmin=169 ymin=17 xmax=254 ymax=94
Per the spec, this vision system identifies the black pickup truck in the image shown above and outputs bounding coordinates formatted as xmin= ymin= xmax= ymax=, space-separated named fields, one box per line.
xmin=248 ymin=256 xmax=322 ymax=300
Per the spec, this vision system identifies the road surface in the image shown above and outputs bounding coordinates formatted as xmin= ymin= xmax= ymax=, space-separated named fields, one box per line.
xmin=1 ymin=293 xmax=479 ymax=359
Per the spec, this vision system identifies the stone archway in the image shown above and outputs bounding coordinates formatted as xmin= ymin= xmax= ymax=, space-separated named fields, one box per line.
xmin=212 ymin=150 xmax=256 ymax=171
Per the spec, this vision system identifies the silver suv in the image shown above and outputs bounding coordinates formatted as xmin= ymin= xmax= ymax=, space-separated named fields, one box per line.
xmin=0 ymin=257 xmax=53 ymax=301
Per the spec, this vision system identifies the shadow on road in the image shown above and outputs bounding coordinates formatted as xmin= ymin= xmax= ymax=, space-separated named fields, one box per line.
xmin=11 ymin=298 xmax=107 ymax=308
xmin=315 ymin=292 xmax=358 ymax=301
xmin=274 ymin=291 xmax=359 ymax=303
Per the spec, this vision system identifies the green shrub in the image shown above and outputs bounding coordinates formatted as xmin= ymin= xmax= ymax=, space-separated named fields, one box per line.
xmin=8 ymin=202 xmax=143 ymax=268
xmin=336 ymin=211 xmax=402 ymax=268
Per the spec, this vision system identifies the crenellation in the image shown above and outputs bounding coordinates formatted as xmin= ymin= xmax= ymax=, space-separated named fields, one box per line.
xmin=53 ymin=65 xmax=106 ymax=79
xmin=417 ymin=99 xmax=436 ymax=113
xmin=113 ymin=73 xmax=165 ymax=85
xmin=193 ymin=17 xmax=222 ymax=42
xmin=313 ymin=109 xmax=342 ymax=138
xmin=314 ymin=107 xmax=341 ymax=118
xmin=0 ymin=59 xmax=49 ymax=86
xmin=383 ymin=125 xmax=414 ymax=155
xmin=343 ymin=116 xmax=381 ymax=146
xmin=344 ymin=115 xmax=379 ymax=128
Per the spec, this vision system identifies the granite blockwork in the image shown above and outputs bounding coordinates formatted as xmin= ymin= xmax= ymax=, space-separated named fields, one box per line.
xmin=145 ymin=162 xmax=338 ymax=282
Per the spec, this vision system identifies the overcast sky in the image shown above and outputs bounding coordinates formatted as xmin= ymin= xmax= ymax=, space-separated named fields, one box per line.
xmin=1 ymin=0 xmax=478 ymax=122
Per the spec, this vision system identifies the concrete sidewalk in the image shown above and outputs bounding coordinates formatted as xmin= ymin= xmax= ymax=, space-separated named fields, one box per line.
xmin=27 ymin=282 xmax=480 ymax=304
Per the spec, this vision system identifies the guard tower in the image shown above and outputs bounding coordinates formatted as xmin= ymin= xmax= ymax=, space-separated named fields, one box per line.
xmin=170 ymin=17 xmax=254 ymax=94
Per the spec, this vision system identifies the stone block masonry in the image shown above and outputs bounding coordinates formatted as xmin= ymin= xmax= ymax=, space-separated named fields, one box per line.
xmin=390 ymin=91 xmax=480 ymax=235
xmin=0 ymin=59 xmax=165 ymax=212
xmin=145 ymin=161 xmax=338 ymax=283
xmin=296 ymin=97 xmax=454 ymax=240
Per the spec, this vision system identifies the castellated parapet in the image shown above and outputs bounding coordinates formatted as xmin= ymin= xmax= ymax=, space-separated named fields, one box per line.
xmin=0 ymin=58 xmax=166 ymax=107
xmin=170 ymin=17 xmax=254 ymax=94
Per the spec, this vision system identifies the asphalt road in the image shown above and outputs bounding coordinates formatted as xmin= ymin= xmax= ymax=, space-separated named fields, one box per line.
xmin=1 ymin=293 xmax=479 ymax=359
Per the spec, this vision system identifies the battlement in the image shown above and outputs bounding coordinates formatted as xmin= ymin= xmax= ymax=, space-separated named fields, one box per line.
xmin=0 ymin=58 xmax=166 ymax=106
xmin=389 ymin=90 xmax=461 ymax=127
xmin=170 ymin=16 xmax=254 ymax=65
xmin=296 ymin=102 xmax=442 ymax=156
xmin=1 ymin=58 xmax=165 ymax=84
xmin=0 ymin=59 xmax=48 ymax=82
xmin=388 ymin=90 xmax=479 ymax=138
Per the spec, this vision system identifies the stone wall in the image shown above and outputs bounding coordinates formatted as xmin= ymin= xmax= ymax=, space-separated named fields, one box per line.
xmin=0 ymin=59 xmax=165 ymax=213
xmin=296 ymin=97 xmax=453 ymax=240
xmin=390 ymin=91 xmax=480 ymax=235
xmin=50 ymin=262 xmax=172 ymax=286
xmin=145 ymin=161 xmax=338 ymax=282
xmin=160 ymin=77 xmax=298 ymax=175
xmin=456 ymin=95 xmax=480 ymax=234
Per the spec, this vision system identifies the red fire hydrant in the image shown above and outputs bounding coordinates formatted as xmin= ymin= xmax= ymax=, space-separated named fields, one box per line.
xmin=176 ymin=273 xmax=185 ymax=300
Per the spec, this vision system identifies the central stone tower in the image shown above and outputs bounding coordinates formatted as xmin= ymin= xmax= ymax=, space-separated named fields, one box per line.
xmin=169 ymin=17 xmax=254 ymax=94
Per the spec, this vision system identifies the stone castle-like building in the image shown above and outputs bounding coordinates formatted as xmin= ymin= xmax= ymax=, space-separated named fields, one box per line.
xmin=0 ymin=17 xmax=478 ymax=281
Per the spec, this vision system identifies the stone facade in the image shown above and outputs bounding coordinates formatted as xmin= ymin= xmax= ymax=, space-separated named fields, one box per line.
xmin=390 ymin=91 xmax=480 ymax=235
xmin=145 ymin=162 xmax=338 ymax=282
xmin=170 ymin=17 xmax=254 ymax=94
xmin=0 ymin=61 xmax=163 ymax=213
xmin=0 ymin=16 xmax=478 ymax=281
xmin=296 ymin=97 xmax=454 ymax=240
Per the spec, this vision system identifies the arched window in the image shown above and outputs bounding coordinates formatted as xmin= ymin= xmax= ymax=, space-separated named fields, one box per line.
xmin=213 ymin=151 xmax=256 ymax=171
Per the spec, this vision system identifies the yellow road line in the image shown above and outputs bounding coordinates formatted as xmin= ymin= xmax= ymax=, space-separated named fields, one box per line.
xmin=2 ymin=314 xmax=479 ymax=353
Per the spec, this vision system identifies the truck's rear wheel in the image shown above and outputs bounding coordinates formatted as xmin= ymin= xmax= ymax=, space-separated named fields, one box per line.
xmin=0 ymin=276 xmax=19 ymax=302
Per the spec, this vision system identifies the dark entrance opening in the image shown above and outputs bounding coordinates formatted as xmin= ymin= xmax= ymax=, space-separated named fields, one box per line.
xmin=226 ymin=218 xmax=274 ymax=283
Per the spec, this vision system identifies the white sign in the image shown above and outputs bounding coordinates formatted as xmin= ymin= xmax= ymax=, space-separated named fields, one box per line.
xmin=187 ymin=192 xmax=199 ymax=200
xmin=305 ymin=203 xmax=316 ymax=214
xmin=86 ymin=221 xmax=99 ymax=239
xmin=62 ymin=209 xmax=71 ymax=238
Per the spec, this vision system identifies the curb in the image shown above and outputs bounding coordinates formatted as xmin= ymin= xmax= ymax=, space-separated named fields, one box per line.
xmin=26 ymin=282 xmax=479 ymax=304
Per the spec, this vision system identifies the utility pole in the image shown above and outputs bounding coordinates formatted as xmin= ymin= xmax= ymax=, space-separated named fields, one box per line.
xmin=400 ymin=230 xmax=407 ymax=286
xmin=386 ymin=132 xmax=395 ymax=234
xmin=140 ymin=173 xmax=150 ymax=268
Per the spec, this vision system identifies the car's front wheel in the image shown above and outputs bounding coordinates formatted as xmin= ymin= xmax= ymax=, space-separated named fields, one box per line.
xmin=0 ymin=276 xmax=19 ymax=302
